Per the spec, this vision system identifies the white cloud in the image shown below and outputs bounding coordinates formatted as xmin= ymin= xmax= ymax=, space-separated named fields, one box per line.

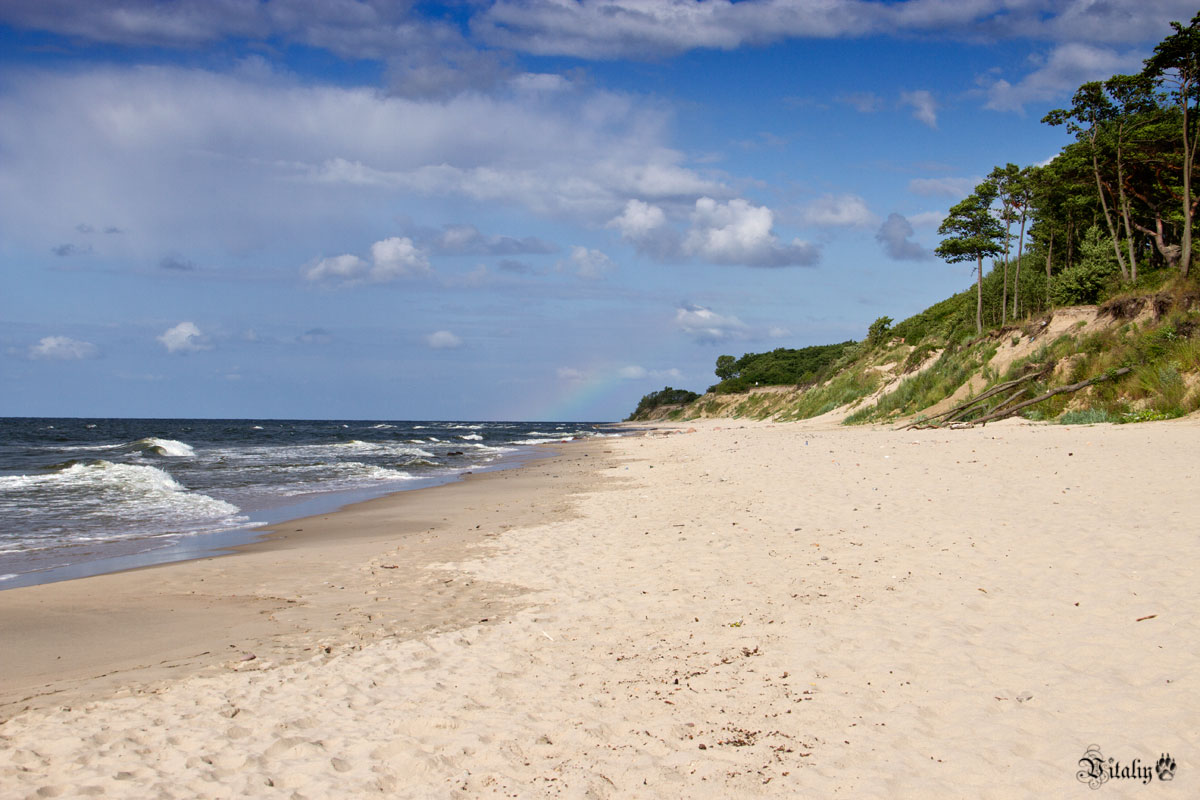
xmin=607 ymin=198 xmax=680 ymax=259
xmin=900 ymin=90 xmax=938 ymax=128
xmin=674 ymin=304 xmax=747 ymax=343
xmin=425 ymin=330 xmax=463 ymax=349
xmin=560 ymin=245 xmax=615 ymax=279
xmin=304 ymin=254 xmax=369 ymax=282
xmin=158 ymin=321 xmax=209 ymax=354
xmin=370 ymin=236 xmax=431 ymax=280
xmin=618 ymin=365 xmax=647 ymax=379
xmin=29 ymin=336 xmax=99 ymax=360
xmin=609 ymin=198 xmax=667 ymax=239
xmin=876 ymin=213 xmax=933 ymax=261
xmin=983 ymin=43 xmax=1145 ymax=113
xmin=768 ymin=326 xmax=791 ymax=338
xmin=800 ymin=193 xmax=876 ymax=228
xmin=304 ymin=237 xmax=430 ymax=283
xmin=684 ymin=197 xmax=819 ymax=267
xmin=908 ymin=176 xmax=979 ymax=198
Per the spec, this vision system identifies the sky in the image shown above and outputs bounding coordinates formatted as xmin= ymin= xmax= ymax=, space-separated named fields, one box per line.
xmin=0 ymin=0 xmax=1193 ymax=421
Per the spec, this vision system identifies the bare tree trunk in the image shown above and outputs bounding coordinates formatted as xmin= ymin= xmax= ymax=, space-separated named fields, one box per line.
xmin=976 ymin=255 xmax=983 ymax=334
xmin=1001 ymin=219 xmax=1010 ymax=325
xmin=1090 ymin=140 xmax=1131 ymax=281
xmin=1116 ymin=141 xmax=1138 ymax=282
xmin=1182 ymin=85 xmax=1194 ymax=278
xmin=1045 ymin=229 xmax=1054 ymax=310
xmin=1013 ymin=209 xmax=1026 ymax=319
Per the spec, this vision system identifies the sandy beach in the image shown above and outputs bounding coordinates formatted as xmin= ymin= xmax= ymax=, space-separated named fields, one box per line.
xmin=1 ymin=418 xmax=1196 ymax=797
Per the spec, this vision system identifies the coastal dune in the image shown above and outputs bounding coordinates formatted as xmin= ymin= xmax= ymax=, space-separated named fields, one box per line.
xmin=1 ymin=419 xmax=1196 ymax=797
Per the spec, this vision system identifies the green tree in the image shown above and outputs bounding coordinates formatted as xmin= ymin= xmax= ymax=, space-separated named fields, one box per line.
xmin=1143 ymin=11 xmax=1200 ymax=277
xmin=936 ymin=181 xmax=1005 ymax=334
xmin=1010 ymin=166 xmax=1033 ymax=319
xmin=988 ymin=163 xmax=1022 ymax=323
xmin=714 ymin=354 xmax=738 ymax=380
xmin=867 ymin=316 xmax=893 ymax=345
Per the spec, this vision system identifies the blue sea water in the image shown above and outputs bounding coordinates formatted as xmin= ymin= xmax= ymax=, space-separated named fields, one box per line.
xmin=0 ymin=418 xmax=614 ymax=589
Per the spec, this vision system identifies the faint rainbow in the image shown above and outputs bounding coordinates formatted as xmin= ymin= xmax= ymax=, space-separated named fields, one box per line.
xmin=531 ymin=367 xmax=630 ymax=421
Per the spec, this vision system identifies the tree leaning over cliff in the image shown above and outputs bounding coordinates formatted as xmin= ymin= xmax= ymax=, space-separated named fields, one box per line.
xmin=936 ymin=181 xmax=1005 ymax=334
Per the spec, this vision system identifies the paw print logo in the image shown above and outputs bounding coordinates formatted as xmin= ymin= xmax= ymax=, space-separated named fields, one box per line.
xmin=1155 ymin=753 xmax=1176 ymax=782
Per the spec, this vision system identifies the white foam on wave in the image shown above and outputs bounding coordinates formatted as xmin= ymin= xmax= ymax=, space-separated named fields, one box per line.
xmin=330 ymin=440 xmax=435 ymax=457
xmin=458 ymin=433 xmax=484 ymax=441
xmin=132 ymin=437 xmax=196 ymax=457
xmin=370 ymin=423 xmax=396 ymax=429
xmin=0 ymin=461 xmax=242 ymax=533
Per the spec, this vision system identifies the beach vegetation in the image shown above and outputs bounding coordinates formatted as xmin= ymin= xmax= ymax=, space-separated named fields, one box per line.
xmin=626 ymin=387 xmax=702 ymax=421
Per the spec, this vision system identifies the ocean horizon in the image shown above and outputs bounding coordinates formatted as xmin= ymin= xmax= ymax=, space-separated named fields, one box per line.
xmin=0 ymin=417 xmax=616 ymax=590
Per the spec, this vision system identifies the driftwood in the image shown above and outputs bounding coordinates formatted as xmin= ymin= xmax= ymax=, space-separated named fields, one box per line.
xmin=965 ymin=367 xmax=1132 ymax=426
xmin=901 ymin=366 xmax=1050 ymax=430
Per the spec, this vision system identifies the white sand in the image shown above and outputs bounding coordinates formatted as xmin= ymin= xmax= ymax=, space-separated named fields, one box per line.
xmin=1 ymin=418 xmax=1196 ymax=797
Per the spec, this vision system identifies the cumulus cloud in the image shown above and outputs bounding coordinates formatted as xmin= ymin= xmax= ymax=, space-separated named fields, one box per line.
xmin=684 ymin=198 xmax=819 ymax=268
xmin=425 ymin=330 xmax=463 ymax=349
xmin=608 ymin=198 xmax=680 ymax=259
xmin=610 ymin=196 xmax=818 ymax=267
xmin=29 ymin=336 xmax=99 ymax=360
xmin=158 ymin=321 xmax=209 ymax=354
xmin=304 ymin=237 xmax=431 ymax=283
xmin=559 ymin=245 xmax=615 ymax=279
xmin=908 ymin=176 xmax=979 ymax=198
xmin=876 ymin=213 xmax=933 ymax=261
xmin=983 ymin=43 xmax=1145 ymax=113
xmin=900 ymin=90 xmax=938 ymax=128
xmin=674 ymin=304 xmax=747 ymax=343
xmin=370 ymin=237 xmax=432 ymax=280
xmin=800 ymin=193 xmax=876 ymax=228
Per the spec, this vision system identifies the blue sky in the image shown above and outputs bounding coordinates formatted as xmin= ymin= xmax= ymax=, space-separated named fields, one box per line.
xmin=0 ymin=0 xmax=1192 ymax=421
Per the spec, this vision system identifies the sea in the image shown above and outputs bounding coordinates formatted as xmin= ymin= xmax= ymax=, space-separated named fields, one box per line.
xmin=0 ymin=418 xmax=615 ymax=590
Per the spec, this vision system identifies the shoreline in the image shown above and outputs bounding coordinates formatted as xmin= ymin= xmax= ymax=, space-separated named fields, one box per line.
xmin=0 ymin=436 xmax=570 ymax=592
xmin=3 ymin=417 xmax=1198 ymax=796
xmin=0 ymin=438 xmax=612 ymax=716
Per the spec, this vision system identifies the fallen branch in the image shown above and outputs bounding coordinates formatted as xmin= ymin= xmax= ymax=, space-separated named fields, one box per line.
xmin=901 ymin=366 xmax=1051 ymax=430
xmin=966 ymin=367 xmax=1132 ymax=426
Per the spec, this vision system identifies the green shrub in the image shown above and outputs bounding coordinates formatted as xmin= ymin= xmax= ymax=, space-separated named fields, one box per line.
xmin=627 ymin=386 xmax=701 ymax=420
xmin=1050 ymin=226 xmax=1119 ymax=305
xmin=1057 ymin=409 xmax=1116 ymax=425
